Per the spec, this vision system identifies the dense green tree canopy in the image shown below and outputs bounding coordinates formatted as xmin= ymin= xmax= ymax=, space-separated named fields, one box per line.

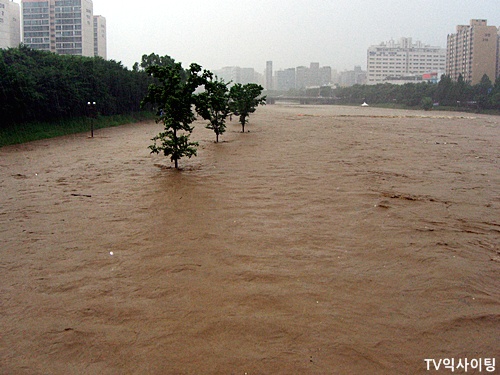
xmin=0 ymin=45 xmax=151 ymax=127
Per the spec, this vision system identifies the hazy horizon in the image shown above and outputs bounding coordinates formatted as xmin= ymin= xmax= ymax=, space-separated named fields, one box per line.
xmin=22 ymin=0 xmax=500 ymax=73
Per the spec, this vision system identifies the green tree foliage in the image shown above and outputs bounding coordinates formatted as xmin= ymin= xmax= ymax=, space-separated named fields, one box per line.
xmin=473 ymin=74 xmax=493 ymax=110
xmin=0 ymin=45 xmax=151 ymax=127
xmin=336 ymin=83 xmax=401 ymax=105
xmin=333 ymin=74 xmax=500 ymax=112
xmin=396 ymin=82 xmax=435 ymax=106
xmin=195 ymin=74 xmax=231 ymax=143
xmin=135 ymin=53 xmax=177 ymax=71
xmin=489 ymin=76 xmax=500 ymax=109
xmin=420 ymin=96 xmax=433 ymax=111
xmin=450 ymin=74 xmax=470 ymax=105
xmin=229 ymin=83 xmax=266 ymax=133
xmin=433 ymin=74 xmax=453 ymax=106
xmin=141 ymin=62 xmax=210 ymax=169
xmin=319 ymin=86 xmax=333 ymax=98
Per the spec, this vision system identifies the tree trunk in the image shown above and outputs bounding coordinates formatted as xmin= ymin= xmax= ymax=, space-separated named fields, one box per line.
xmin=173 ymin=128 xmax=179 ymax=169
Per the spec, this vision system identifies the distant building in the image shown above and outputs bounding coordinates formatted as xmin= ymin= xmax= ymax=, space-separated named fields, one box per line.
xmin=295 ymin=65 xmax=307 ymax=89
xmin=272 ymin=62 xmax=333 ymax=90
xmin=275 ymin=67 xmax=295 ymax=91
xmin=265 ymin=61 xmax=273 ymax=90
xmin=331 ymin=69 xmax=339 ymax=85
xmin=0 ymin=0 xmax=21 ymax=49
xmin=319 ymin=66 xmax=332 ymax=86
xmin=339 ymin=66 xmax=366 ymax=87
xmin=240 ymin=67 xmax=257 ymax=84
xmin=213 ymin=66 xmax=260 ymax=86
xmin=21 ymin=0 xmax=105 ymax=58
xmin=366 ymin=37 xmax=446 ymax=85
xmin=308 ymin=62 xmax=320 ymax=87
xmin=216 ymin=66 xmax=240 ymax=83
xmin=93 ymin=14 xmax=106 ymax=58
xmin=446 ymin=19 xmax=499 ymax=84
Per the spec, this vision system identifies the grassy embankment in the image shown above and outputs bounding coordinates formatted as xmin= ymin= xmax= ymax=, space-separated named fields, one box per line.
xmin=0 ymin=112 xmax=156 ymax=147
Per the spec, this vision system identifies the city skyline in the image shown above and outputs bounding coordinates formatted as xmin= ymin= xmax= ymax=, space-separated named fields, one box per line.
xmin=91 ymin=0 xmax=498 ymax=73
xmin=2 ymin=1 xmax=499 ymax=75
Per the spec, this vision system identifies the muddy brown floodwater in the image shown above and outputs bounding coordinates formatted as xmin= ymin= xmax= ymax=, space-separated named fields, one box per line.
xmin=1 ymin=105 xmax=499 ymax=374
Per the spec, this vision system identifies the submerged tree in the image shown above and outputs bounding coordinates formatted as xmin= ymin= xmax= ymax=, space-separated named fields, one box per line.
xmin=195 ymin=74 xmax=231 ymax=142
xmin=141 ymin=61 xmax=210 ymax=169
xmin=229 ymin=83 xmax=266 ymax=133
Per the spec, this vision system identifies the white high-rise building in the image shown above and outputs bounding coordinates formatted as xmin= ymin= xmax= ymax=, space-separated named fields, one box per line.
xmin=21 ymin=0 xmax=104 ymax=57
xmin=0 ymin=0 xmax=21 ymax=49
xmin=93 ymin=14 xmax=105 ymax=58
xmin=366 ymin=37 xmax=446 ymax=85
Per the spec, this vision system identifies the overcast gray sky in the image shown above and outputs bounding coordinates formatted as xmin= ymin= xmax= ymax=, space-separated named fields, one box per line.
xmin=92 ymin=0 xmax=499 ymax=73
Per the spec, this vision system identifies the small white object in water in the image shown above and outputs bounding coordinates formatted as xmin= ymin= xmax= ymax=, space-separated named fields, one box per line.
xmin=110 ymin=251 xmax=114 ymax=256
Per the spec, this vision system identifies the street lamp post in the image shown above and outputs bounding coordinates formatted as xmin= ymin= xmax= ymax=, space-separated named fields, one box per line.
xmin=87 ymin=101 xmax=97 ymax=137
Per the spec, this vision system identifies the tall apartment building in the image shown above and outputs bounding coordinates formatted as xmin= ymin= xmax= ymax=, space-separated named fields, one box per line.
xmin=0 ymin=0 xmax=21 ymax=49
xmin=446 ymin=19 xmax=498 ymax=85
xmin=93 ymin=14 xmax=105 ymax=58
xmin=21 ymin=0 xmax=105 ymax=58
xmin=366 ymin=37 xmax=446 ymax=85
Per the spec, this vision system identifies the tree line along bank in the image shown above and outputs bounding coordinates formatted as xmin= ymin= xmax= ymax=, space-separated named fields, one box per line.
xmin=282 ymin=74 xmax=500 ymax=111
xmin=1 ymin=47 xmax=499 ymax=146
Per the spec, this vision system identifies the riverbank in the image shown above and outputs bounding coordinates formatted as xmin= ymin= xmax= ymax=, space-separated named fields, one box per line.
xmin=0 ymin=111 xmax=155 ymax=147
